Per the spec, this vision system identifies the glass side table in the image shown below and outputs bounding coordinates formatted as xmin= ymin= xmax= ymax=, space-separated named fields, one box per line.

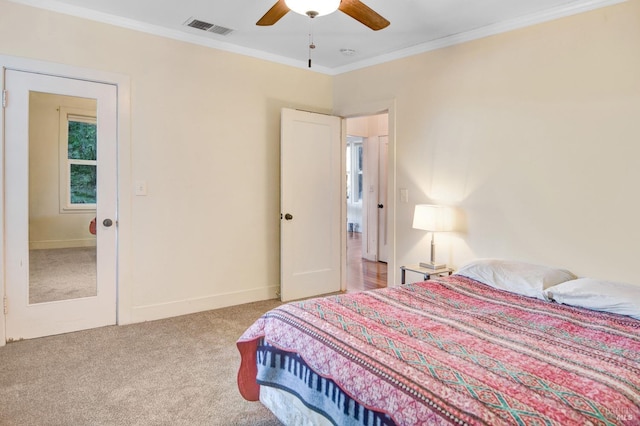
xmin=400 ymin=264 xmax=453 ymax=284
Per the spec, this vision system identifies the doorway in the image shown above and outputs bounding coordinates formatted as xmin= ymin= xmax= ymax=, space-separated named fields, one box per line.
xmin=3 ymin=69 xmax=118 ymax=340
xmin=345 ymin=113 xmax=389 ymax=292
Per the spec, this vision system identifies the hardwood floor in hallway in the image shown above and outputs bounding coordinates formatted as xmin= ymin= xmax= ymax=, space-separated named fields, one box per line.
xmin=346 ymin=232 xmax=387 ymax=293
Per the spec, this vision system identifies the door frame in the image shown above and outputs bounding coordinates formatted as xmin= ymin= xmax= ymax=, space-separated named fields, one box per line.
xmin=0 ymin=55 xmax=132 ymax=346
xmin=335 ymin=100 xmax=396 ymax=291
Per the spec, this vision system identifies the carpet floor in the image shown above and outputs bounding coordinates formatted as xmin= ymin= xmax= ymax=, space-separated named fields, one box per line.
xmin=29 ymin=247 xmax=97 ymax=304
xmin=0 ymin=299 xmax=283 ymax=426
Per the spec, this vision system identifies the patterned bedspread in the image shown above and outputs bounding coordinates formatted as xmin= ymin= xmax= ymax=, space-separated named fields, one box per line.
xmin=237 ymin=276 xmax=640 ymax=425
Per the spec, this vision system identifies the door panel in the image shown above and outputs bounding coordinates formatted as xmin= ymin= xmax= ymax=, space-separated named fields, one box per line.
xmin=378 ymin=136 xmax=389 ymax=263
xmin=4 ymin=69 xmax=117 ymax=340
xmin=280 ymin=108 xmax=341 ymax=301
xmin=362 ymin=136 xmax=379 ymax=262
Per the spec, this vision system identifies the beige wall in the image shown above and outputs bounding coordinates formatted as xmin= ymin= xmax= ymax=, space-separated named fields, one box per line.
xmin=0 ymin=0 xmax=333 ymax=322
xmin=29 ymin=92 xmax=97 ymax=249
xmin=335 ymin=0 xmax=640 ymax=284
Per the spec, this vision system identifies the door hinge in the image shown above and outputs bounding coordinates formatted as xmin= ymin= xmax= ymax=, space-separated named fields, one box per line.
xmin=3 ymin=296 xmax=7 ymax=315
xmin=2 ymin=90 xmax=7 ymax=108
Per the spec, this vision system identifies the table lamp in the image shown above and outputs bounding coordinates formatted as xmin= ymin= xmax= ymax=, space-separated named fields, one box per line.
xmin=412 ymin=204 xmax=454 ymax=270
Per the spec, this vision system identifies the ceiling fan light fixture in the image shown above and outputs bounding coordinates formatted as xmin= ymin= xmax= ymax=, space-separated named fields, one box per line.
xmin=284 ymin=0 xmax=341 ymax=17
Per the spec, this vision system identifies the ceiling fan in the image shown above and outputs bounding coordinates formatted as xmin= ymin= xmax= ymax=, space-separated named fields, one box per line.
xmin=257 ymin=0 xmax=390 ymax=31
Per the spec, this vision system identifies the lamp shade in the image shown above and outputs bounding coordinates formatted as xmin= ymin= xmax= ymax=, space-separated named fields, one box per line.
xmin=285 ymin=0 xmax=341 ymax=16
xmin=412 ymin=204 xmax=454 ymax=232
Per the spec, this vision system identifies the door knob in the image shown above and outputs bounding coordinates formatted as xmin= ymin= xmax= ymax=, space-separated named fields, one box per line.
xmin=378 ymin=204 xmax=384 ymax=209
xmin=284 ymin=213 xmax=293 ymax=220
xmin=103 ymin=218 xmax=113 ymax=227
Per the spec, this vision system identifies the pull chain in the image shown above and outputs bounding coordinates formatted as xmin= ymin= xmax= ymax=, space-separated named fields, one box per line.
xmin=308 ymin=15 xmax=316 ymax=68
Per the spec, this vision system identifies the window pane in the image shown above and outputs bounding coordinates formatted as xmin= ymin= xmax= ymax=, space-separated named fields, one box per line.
xmin=70 ymin=164 xmax=96 ymax=204
xmin=68 ymin=121 xmax=97 ymax=161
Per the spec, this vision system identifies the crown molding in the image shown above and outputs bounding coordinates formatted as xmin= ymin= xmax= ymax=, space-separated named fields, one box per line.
xmin=8 ymin=0 xmax=627 ymax=76
xmin=6 ymin=0 xmax=333 ymax=74
xmin=331 ymin=0 xmax=627 ymax=75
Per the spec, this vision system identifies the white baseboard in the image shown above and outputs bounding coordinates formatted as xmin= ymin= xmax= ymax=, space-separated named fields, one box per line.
xmin=128 ymin=285 xmax=280 ymax=324
xmin=30 ymin=239 xmax=97 ymax=250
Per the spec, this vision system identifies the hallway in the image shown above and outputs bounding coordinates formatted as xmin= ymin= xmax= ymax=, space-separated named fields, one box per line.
xmin=346 ymin=232 xmax=387 ymax=293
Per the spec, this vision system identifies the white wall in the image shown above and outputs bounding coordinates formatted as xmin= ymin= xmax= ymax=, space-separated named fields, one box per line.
xmin=335 ymin=0 xmax=640 ymax=284
xmin=0 ymin=0 xmax=333 ymax=323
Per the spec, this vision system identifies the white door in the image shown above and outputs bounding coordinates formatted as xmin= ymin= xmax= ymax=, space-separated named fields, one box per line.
xmin=362 ymin=136 xmax=379 ymax=262
xmin=378 ymin=136 xmax=389 ymax=263
xmin=359 ymin=115 xmax=389 ymax=265
xmin=4 ymin=69 xmax=117 ymax=340
xmin=280 ymin=108 xmax=342 ymax=301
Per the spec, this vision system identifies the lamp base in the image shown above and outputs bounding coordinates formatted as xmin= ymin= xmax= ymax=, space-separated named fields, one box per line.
xmin=419 ymin=261 xmax=447 ymax=270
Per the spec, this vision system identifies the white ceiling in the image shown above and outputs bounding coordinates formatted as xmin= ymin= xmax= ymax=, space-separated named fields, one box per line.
xmin=11 ymin=0 xmax=621 ymax=74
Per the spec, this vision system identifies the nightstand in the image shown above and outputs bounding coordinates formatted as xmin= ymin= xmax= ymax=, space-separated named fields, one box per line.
xmin=400 ymin=264 xmax=454 ymax=284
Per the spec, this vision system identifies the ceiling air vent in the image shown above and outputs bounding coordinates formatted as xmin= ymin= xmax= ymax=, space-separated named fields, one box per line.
xmin=184 ymin=17 xmax=234 ymax=36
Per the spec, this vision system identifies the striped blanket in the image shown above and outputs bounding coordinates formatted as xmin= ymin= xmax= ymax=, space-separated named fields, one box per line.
xmin=237 ymin=276 xmax=640 ymax=425
xmin=256 ymin=341 xmax=396 ymax=425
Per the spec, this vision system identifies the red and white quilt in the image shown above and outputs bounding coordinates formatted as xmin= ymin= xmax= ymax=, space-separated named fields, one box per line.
xmin=238 ymin=276 xmax=640 ymax=425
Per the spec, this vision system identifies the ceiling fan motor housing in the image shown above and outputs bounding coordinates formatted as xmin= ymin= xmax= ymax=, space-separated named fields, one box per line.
xmin=284 ymin=0 xmax=341 ymax=17
xmin=257 ymin=0 xmax=390 ymax=32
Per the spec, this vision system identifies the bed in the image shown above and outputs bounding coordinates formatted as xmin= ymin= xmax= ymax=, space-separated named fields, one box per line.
xmin=237 ymin=260 xmax=640 ymax=425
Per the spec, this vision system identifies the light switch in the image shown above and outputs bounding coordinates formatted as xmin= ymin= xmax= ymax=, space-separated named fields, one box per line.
xmin=400 ymin=188 xmax=409 ymax=203
xmin=135 ymin=180 xmax=148 ymax=196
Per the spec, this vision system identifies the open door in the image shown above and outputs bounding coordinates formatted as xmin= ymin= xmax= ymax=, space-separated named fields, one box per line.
xmin=280 ymin=108 xmax=342 ymax=301
xmin=3 ymin=69 xmax=117 ymax=340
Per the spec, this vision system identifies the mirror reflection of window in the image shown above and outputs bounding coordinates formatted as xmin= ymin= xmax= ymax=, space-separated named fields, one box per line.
xmin=68 ymin=118 xmax=97 ymax=204
xmin=60 ymin=109 xmax=97 ymax=211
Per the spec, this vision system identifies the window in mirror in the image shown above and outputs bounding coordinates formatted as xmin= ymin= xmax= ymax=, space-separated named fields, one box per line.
xmin=59 ymin=108 xmax=97 ymax=212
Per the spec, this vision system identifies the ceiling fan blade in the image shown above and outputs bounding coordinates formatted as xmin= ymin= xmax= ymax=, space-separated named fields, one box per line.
xmin=256 ymin=0 xmax=290 ymax=26
xmin=339 ymin=0 xmax=390 ymax=31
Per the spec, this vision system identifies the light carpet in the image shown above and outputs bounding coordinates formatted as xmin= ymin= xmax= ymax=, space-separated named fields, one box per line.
xmin=0 ymin=299 xmax=283 ymax=426
xmin=29 ymin=247 xmax=97 ymax=304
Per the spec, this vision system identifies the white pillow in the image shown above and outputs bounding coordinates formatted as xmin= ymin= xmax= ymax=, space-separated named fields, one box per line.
xmin=454 ymin=259 xmax=576 ymax=300
xmin=545 ymin=278 xmax=640 ymax=320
